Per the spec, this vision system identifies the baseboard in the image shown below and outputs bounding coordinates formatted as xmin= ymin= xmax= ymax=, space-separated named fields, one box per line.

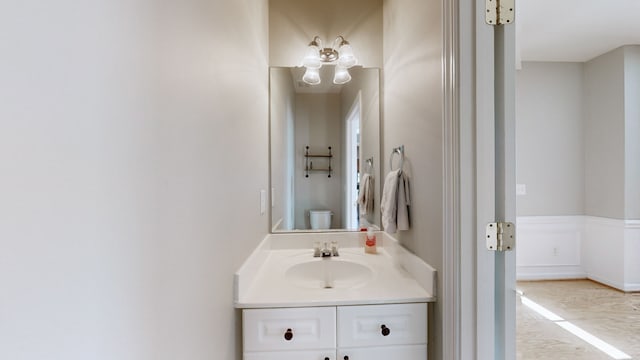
xmin=517 ymin=265 xmax=586 ymax=281
xmin=585 ymin=274 xmax=626 ymax=292
xmin=622 ymin=284 xmax=640 ymax=292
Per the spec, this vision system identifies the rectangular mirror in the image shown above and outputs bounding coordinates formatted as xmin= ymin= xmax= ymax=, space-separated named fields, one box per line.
xmin=270 ymin=66 xmax=381 ymax=232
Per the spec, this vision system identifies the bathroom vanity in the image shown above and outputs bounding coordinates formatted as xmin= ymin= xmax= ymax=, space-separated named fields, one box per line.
xmin=243 ymin=303 xmax=427 ymax=360
xmin=234 ymin=232 xmax=436 ymax=360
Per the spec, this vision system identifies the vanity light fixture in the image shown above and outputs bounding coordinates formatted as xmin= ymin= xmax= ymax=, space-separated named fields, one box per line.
xmin=302 ymin=35 xmax=357 ymax=85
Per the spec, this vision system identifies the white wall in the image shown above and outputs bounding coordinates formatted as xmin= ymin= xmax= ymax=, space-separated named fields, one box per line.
xmin=0 ymin=1 xmax=269 ymax=359
xmin=383 ymin=0 xmax=443 ymax=358
xmin=516 ymin=62 xmax=584 ymax=216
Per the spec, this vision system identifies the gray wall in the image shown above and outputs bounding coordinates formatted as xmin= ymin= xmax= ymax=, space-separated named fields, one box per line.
xmin=585 ymin=45 xmax=640 ymax=220
xmin=294 ymin=94 xmax=343 ymax=229
xmin=0 ymin=1 xmax=269 ymax=359
xmin=383 ymin=0 xmax=443 ymax=358
xmin=517 ymin=46 xmax=640 ymax=221
xmin=624 ymin=46 xmax=640 ymax=219
xmin=516 ymin=62 xmax=585 ymax=216
xmin=270 ymin=68 xmax=296 ymax=230
xmin=584 ymin=48 xmax=627 ymax=219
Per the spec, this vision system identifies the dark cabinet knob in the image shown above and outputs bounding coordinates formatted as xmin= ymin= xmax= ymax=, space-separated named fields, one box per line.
xmin=325 ymin=358 xmax=330 ymax=360
xmin=344 ymin=356 xmax=349 ymax=360
xmin=284 ymin=328 xmax=293 ymax=341
xmin=381 ymin=324 xmax=390 ymax=336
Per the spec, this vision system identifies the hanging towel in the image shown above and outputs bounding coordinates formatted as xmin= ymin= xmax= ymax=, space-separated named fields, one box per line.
xmin=381 ymin=170 xmax=400 ymax=233
xmin=396 ymin=172 xmax=411 ymax=231
xmin=381 ymin=170 xmax=411 ymax=233
xmin=357 ymin=173 xmax=375 ymax=215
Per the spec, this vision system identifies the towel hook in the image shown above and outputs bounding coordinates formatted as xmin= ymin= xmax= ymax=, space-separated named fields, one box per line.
xmin=390 ymin=145 xmax=404 ymax=172
xmin=365 ymin=157 xmax=374 ymax=174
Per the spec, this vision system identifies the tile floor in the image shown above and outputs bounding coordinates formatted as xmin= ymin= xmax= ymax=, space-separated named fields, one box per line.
xmin=517 ymin=280 xmax=640 ymax=359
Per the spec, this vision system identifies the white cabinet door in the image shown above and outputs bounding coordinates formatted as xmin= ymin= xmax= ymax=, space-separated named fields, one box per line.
xmin=337 ymin=344 xmax=427 ymax=360
xmin=243 ymin=307 xmax=336 ymax=352
xmin=337 ymin=303 xmax=427 ymax=348
xmin=244 ymin=349 xmax=336 ymax=360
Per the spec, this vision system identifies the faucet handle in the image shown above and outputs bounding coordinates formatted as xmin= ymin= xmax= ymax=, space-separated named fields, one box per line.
xmin=331 ymin=241 xmax=339 ymax=257
xmin=313 ymin=241 xmax=321 ymax=257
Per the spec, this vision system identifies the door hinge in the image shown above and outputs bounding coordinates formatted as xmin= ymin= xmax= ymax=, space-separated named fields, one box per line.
xmin=486 ymin=222 xmax=515 ymax=251
xmin=486 ymin=0 xmax=515 ymax=25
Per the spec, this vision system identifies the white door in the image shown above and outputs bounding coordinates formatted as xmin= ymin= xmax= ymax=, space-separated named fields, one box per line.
xmin=477 ymin=2 xmax=517 ymax=359
xmin=455 ymin=0 xmax=517 ymax=359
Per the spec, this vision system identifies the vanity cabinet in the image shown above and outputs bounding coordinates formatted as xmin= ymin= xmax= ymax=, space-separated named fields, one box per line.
xmin=337 ymin=303 xmax=427 ymax=360
xmin=243 ymin=307 xmax=336 ymax=353
xmin=242 ymin=303 xmax=427 ymax=360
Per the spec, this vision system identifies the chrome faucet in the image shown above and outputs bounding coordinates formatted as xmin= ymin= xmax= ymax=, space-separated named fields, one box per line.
xmin=314 ymin=241 xmax=339 ymax=258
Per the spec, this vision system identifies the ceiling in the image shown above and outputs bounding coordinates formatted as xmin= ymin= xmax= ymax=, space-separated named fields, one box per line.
xmin=287 ymin=1 xmax=640 ymax=75
xmin=517 ymin=0 xmax=640 ymax=63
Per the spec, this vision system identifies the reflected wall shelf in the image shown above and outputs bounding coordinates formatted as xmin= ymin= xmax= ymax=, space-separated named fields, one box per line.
xmin=305 ymin=146 xmax=333 ymax=178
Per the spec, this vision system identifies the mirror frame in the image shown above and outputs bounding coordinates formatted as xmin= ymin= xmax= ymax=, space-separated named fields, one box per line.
xmin=269 ymin=66 xmax=382 ymax=233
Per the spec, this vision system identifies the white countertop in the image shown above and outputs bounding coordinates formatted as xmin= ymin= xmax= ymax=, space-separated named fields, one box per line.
xmin=234 ymin=232 xmax=436 ymax=308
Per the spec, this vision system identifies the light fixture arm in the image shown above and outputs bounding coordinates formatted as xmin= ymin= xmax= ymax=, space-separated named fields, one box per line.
xmin=301 ymin=35 xmax=357 ymax=85
xmin=332 ymin=35 xmax=348 ymax=51
xmin=309 ymin=36 xmax=322 ymax=49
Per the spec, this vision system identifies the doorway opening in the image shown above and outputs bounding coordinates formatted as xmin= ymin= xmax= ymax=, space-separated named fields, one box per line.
xmin=514 ymin=59 xmax=638 ymax=359
xmin=344 ymin=93 xmax=361 ymax=229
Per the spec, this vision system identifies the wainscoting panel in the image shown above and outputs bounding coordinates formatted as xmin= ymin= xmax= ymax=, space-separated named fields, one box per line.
xmin=583 ymin=216 xmax=626 ymax=290
xmin=516 ymin=216 xmax=586 ymax=280
xmin=624 ymin=220 xmax=640 ymax=291
xmin=518 ymin=216 xmax=640 ymax=291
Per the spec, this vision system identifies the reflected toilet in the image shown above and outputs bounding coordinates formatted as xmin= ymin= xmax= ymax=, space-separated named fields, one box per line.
xmin=309 ymin=210 xmax=332 ymax=230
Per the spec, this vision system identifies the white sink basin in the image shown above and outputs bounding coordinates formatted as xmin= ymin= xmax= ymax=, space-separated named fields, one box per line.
xmin=285 ymin=259 xmax=374 ymax=289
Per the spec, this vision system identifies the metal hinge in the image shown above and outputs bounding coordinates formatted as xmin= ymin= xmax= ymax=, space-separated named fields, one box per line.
xmin=486 ymin=0 xmax=515 ymax=25
xmin=486 ymin=222 xmax=515 ymax=251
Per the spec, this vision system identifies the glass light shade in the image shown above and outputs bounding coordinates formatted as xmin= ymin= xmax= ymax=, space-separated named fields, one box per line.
xmin=302 ymin=45 xmax=322 ymax=69
xmin=302 ymin=67 xmax=321 ymax=85
xmin=333 ymin=65 xmax=351 ymax=84
xmin=337 ymin=43 xmax=357 ymax=68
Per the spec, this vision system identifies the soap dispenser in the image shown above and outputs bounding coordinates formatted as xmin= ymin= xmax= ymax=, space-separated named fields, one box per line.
xmin=365 ymin=227 xmax=377 ymax=254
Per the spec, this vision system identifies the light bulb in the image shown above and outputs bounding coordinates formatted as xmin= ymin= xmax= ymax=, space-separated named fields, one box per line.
xmin=302 ymin=44 xmax=321 ymax=69
xmin=333 ymin=65 xmax=351 ymax=84
xmin=337 ymin=42 xmax=356 ymax=68
xmin=303 ymin=67 xmax=321 ymax=85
